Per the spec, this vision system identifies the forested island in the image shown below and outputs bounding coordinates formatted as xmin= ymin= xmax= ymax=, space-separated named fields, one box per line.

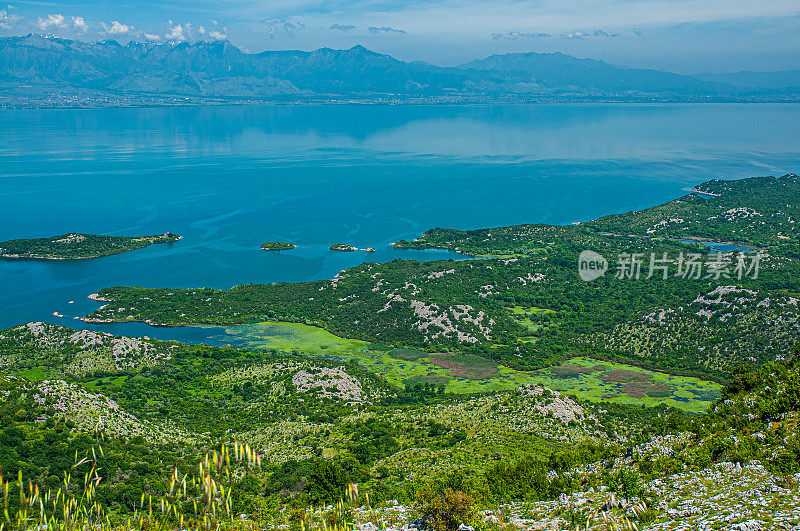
xmin=0 ymin=232 xmax=181 ymax=260
xmin=260 ymin=242 xmax=297 ymax=251
xmin=1 ymin=174 xmax=799 ymax=531
xmin=84 ymin=174 xmax=800 ymax=381
xmin=330 ymin=243 xmax=358 ymax=252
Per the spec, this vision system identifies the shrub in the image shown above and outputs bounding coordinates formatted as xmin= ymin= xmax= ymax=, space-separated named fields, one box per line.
xmin=611 ymin=469 xmax=641 ymax=498
xmin=416 ymin=486 xmax=476 ymax=531
xmin=485 ymin=458 xmax=548 ymax=501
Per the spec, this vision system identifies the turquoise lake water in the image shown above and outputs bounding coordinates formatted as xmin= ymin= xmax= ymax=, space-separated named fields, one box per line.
xmin=1 ymin=104 xmax=799 ymax=340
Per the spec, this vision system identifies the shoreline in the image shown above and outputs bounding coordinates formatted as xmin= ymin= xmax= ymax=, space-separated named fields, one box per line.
xmin=4 ymin=99 xmax=800 ymax=111
xmin=0 ymin=233 xmax=181 ymax=261
xmin=69 ymin=313 xmax=725 ymax=392
xmin=689 ymin=187 xmax=722 ymax=197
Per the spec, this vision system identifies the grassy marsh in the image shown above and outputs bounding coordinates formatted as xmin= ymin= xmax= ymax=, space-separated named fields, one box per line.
xmin=217 ymin=321 xmax=720 ymax=413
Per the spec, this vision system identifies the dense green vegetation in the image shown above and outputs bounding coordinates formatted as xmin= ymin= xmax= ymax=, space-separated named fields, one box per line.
xmin=215 ymin=321 xmax=720 ymax=412
xmin=396 ymin=173 xmax=800 ymax=258
xmin=687 ymin=350 xmax=800 ymax=473
xmin=0 ymin=232 xmax=181 ymax=259
xmin=261 ymin=242 xmax=297 ymax=251
xmin=2 ymin=173 xmax=800 ymax=530
xmin=0 ymin=387 xmax=190 ymax=512
xmin=330 ymin=243 xmax=358 ymax=252
xmin=0 ymin=323 xmax=665 ymax=506
xmin=586 ymin=173 xmax=800 ymax=257
xmin=1 ymin=328 xmax=798 ymax=530
xmin=85 ymin=175 xmax=800 ymax=380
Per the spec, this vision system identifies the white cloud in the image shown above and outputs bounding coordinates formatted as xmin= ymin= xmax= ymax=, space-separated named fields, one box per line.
xmin=560 ymin=29 xmax=620 ymax=39
xmin=491 ymin=31 xmax=549 ymax=40
xmin=99 ymin=20 xmax=131 ymax=35
xmin=0 ymin=8 xmax=21 ymax=30
xmin=197 ymin=20 xmax=227 ymax=40
xmin=6 ymin=0 xmax=798 ymax=71
xmin=261 ymin=17 xmax=303 ymax=39
xmin=328 ymin=0 xmax=799 ymax=40
xmin=164 ymin=20 xmax=191 ymax=41
xmin=368 ymin=26 xmax=406 ymax=34
xmin=144 ymin=33 xmax=161 ymax=41
xmin=36 ymin=13 xmax=66 ymax=31
xmin=71 ymin=16 xmax=88 ymax=33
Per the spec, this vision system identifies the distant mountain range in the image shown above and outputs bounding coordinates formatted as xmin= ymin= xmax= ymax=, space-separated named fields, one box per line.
xmin=1 ymin=34 xmax=798 ymax=106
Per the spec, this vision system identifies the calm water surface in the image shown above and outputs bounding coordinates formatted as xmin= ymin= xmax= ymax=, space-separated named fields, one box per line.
xmin=1 ymin=104 xmax=798 ymax=339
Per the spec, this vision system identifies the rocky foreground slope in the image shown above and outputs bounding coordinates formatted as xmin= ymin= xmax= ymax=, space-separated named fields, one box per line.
xmin=1 ymin=318 xmax=798 ymax=530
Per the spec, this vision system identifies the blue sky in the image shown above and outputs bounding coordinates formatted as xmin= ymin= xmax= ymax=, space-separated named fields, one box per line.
xmin=1 ymin=0 xmax=798 ymax=72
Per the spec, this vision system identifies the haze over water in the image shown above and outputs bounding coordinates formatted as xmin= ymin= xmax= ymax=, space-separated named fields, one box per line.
xmin=1 ymin=104 xmax=799 ymax=339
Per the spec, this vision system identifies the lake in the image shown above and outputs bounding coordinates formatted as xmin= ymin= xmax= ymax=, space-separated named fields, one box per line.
xmin=1 ymin=103 xmax=799 ymax=338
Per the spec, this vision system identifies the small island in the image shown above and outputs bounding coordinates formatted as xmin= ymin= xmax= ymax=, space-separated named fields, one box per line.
xmin=260 ymin=242 xmax=297 ymax=251
xmin=329 ymin=243 xmax=358 ymax=252
xmin=0 ymin=233 xmax=181 ymax=260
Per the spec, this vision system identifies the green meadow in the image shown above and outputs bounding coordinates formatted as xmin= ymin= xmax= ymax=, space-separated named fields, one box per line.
xmin=217 ymin=321 xmax=721 ymax=413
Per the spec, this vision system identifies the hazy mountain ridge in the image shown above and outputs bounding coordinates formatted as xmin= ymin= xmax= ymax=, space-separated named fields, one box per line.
xmin=0 ymin=34 xmax=797 ymax=104
xmin=695 ymin=69 xmax=800 ymax=90
xmin=461 ymin=51 xmax=728 ymax=93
